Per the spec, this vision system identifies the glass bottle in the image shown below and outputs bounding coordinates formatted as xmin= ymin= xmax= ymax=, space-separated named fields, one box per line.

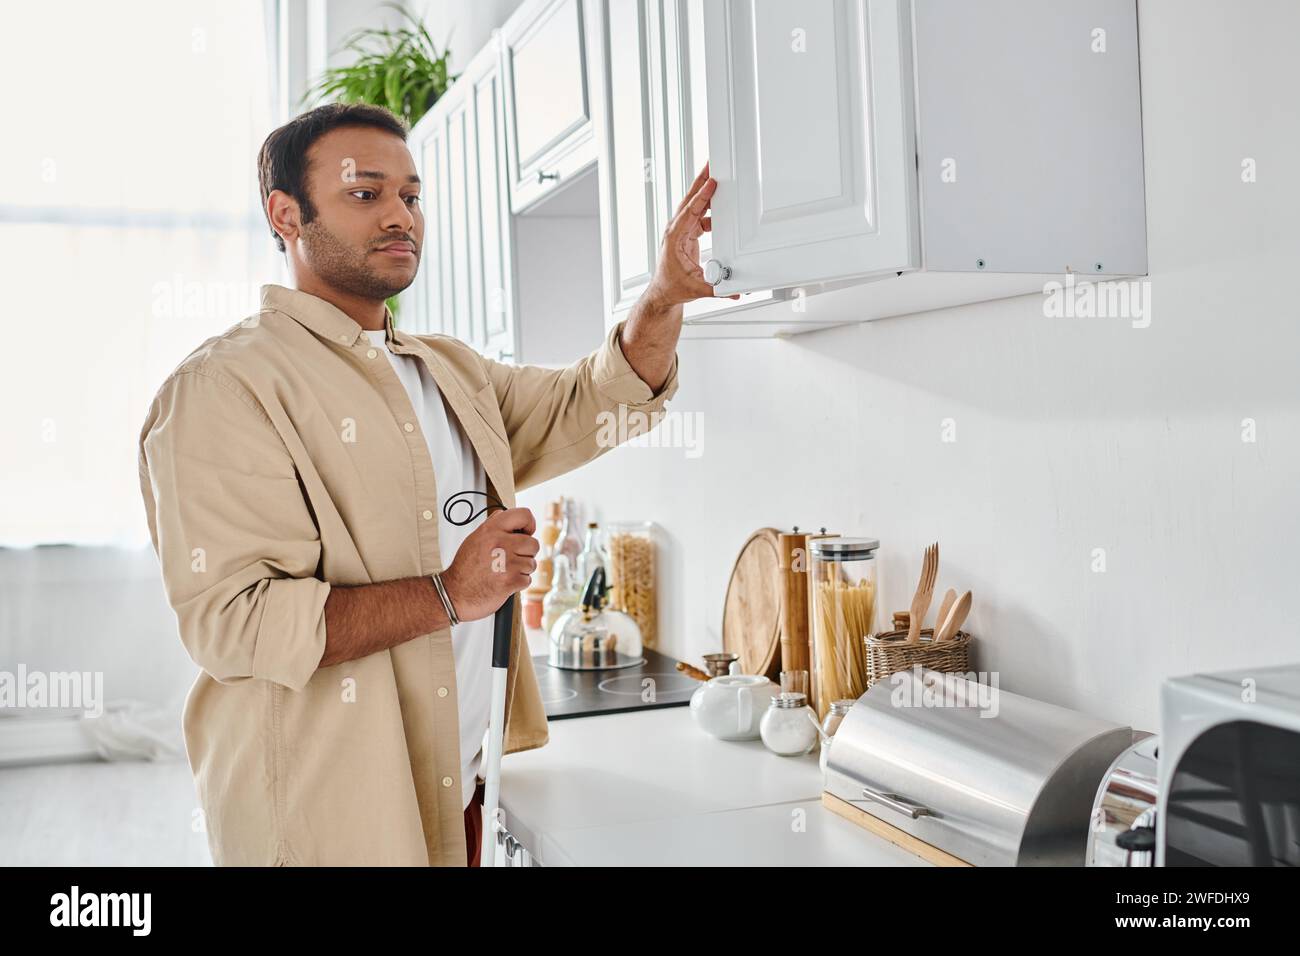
xmin=576 ymin=521 xmax=608 ymax=586
xmin=534 ymin=498 xmax=563 ymax=593
xmin=556 ymin=497 xmax=583 ymax=567
xmin=543 ymin=553 xmax=581 ymax=635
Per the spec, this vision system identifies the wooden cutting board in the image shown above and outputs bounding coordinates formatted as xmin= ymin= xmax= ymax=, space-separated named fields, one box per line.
xmin=722 ymin=528 xmax=784 ymax=679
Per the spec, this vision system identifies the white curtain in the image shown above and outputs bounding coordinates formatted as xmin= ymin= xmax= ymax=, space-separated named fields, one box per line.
xmin=0 ymin=0 xmax=285 ymax=548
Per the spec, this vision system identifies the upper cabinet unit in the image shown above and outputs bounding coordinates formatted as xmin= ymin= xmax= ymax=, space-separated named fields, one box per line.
xmin=705 ymin=0 xmax=1146 ymax=333
xmin=500 ymin=0 xmax=599 ymax=214
xmin=410 ymin=5 xmax=606 ymax=366
xmin=597 ymin=0 xmax=1147 ymax=337
xmin=412 ymin=0 xmax=1148 ymax=347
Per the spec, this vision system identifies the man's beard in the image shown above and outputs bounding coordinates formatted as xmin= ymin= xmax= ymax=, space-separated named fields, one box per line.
xmin=300 ymin=219 xmax=418 ymax=301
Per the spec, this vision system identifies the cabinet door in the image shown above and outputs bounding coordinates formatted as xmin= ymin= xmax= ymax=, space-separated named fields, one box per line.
xmin=413 ymin=112 xmax=451 ymax=334
xmin=472 ymin=47 xmax=517 ymax=361
xmin=595 ymin=0 xmax=659 ymax=316
xmin=659 ymin=0 xmax=711 ymax=266
xmin=595 ymin=0 xmax=777 ymax=327
xmin=501 ymin=0 xmax=598 ymax=214
xmin=444 ymin=92 xmax=477 ymax=345
xmin=659 ymin=0 xmax=779 ymax=320
xmin=412 ymin=40 xmax=518 ymax=354
xmin=702 ymin=0 xmax=920 ymax=296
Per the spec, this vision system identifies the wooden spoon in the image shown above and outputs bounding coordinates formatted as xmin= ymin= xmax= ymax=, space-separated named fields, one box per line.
xmin=932 ymin=589 xmax=957 ymax=643
xmin=934 ymin=590 xmax=972 ymax=643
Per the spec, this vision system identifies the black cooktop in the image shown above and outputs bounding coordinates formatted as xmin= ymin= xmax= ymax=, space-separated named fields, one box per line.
xmin=533 ymin=647 xmax=700 ymax=720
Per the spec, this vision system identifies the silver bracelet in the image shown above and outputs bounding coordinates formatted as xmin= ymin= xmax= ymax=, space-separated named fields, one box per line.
xmin=431 ymin=572 xmax=461 ymax=627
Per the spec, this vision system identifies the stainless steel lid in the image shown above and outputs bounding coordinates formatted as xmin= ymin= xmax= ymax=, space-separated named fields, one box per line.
xmin=810 ymin=537 xmax=880 ymax=560
xmin=771 ymin=691 xmax=808 ymax=709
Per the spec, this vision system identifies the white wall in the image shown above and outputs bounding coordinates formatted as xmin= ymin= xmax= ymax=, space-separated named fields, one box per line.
xmin=518 ymin=0 xmax=1300 ymax=733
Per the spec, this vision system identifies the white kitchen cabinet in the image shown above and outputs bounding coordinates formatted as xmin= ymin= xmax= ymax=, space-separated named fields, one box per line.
xmin=686 ymin=0 xmax=1147 ymax=335
xmin=411 ymin=38 xmax=518 ymax=360
xmin=702 ymin=0 xmax=920 ymax=295
xmin=500 ymin=0 xmax=599 ymax=215
xmin=418 ymin=0 xmax=1146 ymax=350
xmin=412 ymin=23 xmax=605 ymax=367
xmin=595 ymin=0 xmax=779 ymax=336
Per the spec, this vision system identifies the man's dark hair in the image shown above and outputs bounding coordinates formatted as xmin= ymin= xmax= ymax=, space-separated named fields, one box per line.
xmin=257 ymin=102 xmax=409 ymax=252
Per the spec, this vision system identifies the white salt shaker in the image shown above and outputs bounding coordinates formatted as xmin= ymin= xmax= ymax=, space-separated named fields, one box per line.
xmin=759 ymin=692 xmax=819 ymax=756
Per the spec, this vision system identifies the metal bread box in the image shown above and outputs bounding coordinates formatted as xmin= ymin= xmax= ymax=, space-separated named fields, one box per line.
xmin=823 ymin=668 xmax=1133 ymax=866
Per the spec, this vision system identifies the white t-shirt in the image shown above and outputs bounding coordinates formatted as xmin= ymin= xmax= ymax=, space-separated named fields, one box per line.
xmin=364 ymin=329 xmax=492 ymax=811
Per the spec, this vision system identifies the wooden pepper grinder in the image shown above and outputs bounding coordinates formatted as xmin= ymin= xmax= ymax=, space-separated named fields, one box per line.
xmin=780 ymin=527 xmax=837 ymax=718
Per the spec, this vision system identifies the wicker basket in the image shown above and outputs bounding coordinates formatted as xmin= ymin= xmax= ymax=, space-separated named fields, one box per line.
xmin=864 ymin=628 xmax=972 ymax=690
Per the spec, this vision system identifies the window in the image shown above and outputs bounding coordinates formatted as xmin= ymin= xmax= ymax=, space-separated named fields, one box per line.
xmin=0 ymin=0 xmax=283 ymax=546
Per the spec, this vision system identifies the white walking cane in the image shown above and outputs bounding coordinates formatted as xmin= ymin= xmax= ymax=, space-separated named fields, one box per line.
xmin=443 ymin=490 xmax=517 ymax=869
xmin=480 ymin=591 xmax=514 ymax=867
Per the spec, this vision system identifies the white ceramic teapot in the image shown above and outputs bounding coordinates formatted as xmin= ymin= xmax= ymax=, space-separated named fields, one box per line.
xmin=689 ymin=674 xmax=780 ymax=740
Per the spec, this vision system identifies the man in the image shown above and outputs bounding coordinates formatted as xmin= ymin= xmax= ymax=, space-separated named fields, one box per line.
xmin=137 ymin=102 xmax=726 ymax=866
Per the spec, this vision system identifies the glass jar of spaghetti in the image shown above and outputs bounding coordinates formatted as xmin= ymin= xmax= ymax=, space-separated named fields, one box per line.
xmin=808 ymin=537 xmax=879 ymax=719
xmin=605 ymin=521 xmax=658 ymax=651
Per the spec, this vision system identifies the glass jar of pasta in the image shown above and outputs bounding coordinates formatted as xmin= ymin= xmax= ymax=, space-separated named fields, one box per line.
xmin=808 ymin=537 xmax=879 ymax=720
xmin=605 ymin=521 xmax=659 ymax=650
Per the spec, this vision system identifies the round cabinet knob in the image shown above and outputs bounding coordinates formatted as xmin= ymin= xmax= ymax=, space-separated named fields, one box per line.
xmin=703 ymin=260 xmax=732 ymax=286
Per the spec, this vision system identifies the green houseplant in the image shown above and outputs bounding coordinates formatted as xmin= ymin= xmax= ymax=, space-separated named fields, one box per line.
xmin=303 ymin=3 xmax=457 ymax=319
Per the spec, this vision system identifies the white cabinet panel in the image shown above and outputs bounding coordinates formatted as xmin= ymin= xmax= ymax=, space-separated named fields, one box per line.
xmin=446 ymin=103 xmax=474 ymax=344
xmin=659 ymin=0 xmax=710 ymax=219
xmin=702 ymin=0 xmax=920 ymax=296
xmin=596 ymin=0 xmax=778 ymax=328
xmin=597 ymin=0 xmax=658 ymax=314
xmin=913 ymin=0 xmax=1147 ymax=275
xmin=501 ymin=0 xmax=598 ymax=213
xmin=411 ymin=39 xmax=517 ymax=357
xmin=414 ymin=118 xmax=450 ymax=335
xmin=474 ymin=65 xmax=516 ymax=359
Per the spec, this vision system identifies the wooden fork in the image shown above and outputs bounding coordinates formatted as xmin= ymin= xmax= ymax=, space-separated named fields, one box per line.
xmin=906 ymin=542 xmax=939 ymax=644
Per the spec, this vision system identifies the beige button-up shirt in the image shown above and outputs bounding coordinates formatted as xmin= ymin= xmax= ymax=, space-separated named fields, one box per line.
xmin=137 ymin=284 xmax=679 ymax=866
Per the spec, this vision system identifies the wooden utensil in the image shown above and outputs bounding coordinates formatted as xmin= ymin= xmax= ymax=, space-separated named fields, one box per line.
xmin=723 ymin=528 xmax=785 ymax=678
xmin=932 ymin=588 xmax=957 ymax=642
xmin=905 ymin=543 xmax=939 ymax=644
xmin=778 ymin=530 xmax=812 ymax=674
xmin=676 ymin=661 xmax=711 ymax=682
xmin=934 ymin=590 xmax=972 ymax=643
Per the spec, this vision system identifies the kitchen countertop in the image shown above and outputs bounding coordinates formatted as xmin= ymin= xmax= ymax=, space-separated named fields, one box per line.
xmin=498 ymin=705 xmax=930 ymax=866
